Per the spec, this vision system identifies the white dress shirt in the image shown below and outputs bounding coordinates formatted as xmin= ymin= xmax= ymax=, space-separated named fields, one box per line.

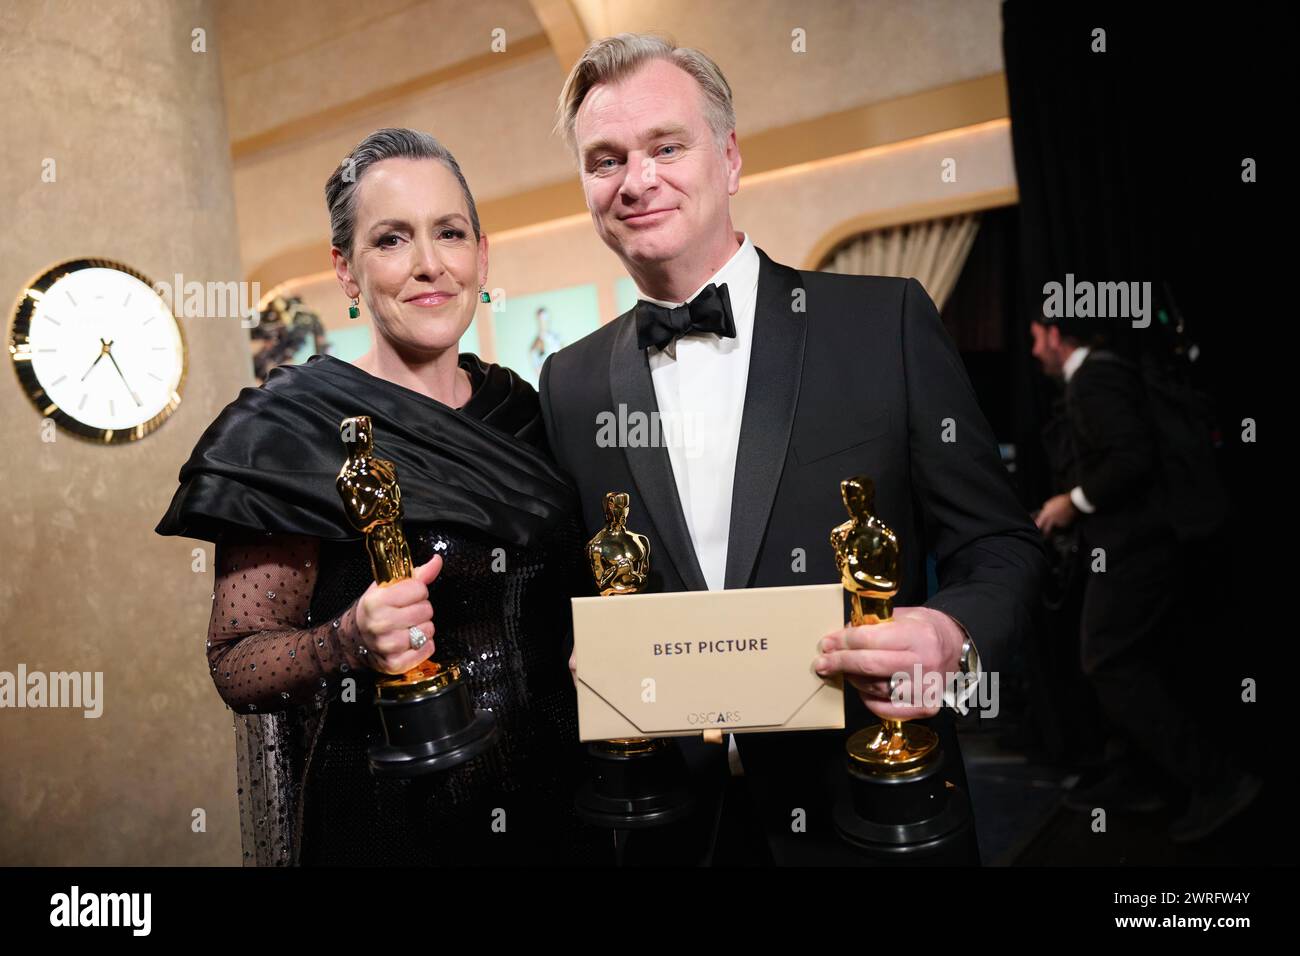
xmin=638 ymin=232 xmax=759 ymax=593
xmin=636 ymin=232 xmax=758 ymax=774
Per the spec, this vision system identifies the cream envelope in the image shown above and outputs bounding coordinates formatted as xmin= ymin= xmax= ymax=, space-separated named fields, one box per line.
xmin=571 ymin=583 xmax=845 ymax=742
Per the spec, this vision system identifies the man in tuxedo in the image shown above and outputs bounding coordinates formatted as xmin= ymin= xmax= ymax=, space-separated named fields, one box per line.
xmin=1030 ymin=319 xmax=1262 ymax=842
xmin=540 ymin=34 xmax=1045 ymax=865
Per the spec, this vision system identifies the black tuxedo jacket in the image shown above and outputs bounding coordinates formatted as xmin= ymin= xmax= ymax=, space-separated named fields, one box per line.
xmin=539 ymin=247 xmax=1045 ymax=864
xmin=1065 ymin=351 xmax=1171 ymax=555
xmin=1065 ymin=350 xmax=1181 ymax=673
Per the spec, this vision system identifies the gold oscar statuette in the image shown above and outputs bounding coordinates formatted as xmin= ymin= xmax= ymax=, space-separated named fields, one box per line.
xmin=830 ymin=475 xmax=939 ymax=768
xmin=829 ymin=474 xmax=973 ymax=857
xmin=336 ymin=415 xmax=445 ymax=693
xmin=335 ymin=415 xmax=497 ymax=776
xmin=586 ymin=491 xmax=662 ymax=754
xmin=575 ymin=491 xmax=695 ymax=830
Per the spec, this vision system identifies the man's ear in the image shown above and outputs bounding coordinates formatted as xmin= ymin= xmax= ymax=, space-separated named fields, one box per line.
xmin=724 ymin=129 xmax=742 ymax=195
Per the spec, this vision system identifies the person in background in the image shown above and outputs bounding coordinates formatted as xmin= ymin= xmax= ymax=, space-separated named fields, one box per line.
xmin=529 ymin=306 xmax=562 ymax=374
xmin=1030 ymin=317 xmax=1262 ymax=843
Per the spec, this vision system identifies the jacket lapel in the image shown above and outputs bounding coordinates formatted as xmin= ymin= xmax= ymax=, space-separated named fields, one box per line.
xmin=724 ymin=248 xmax=808 ymax=589
xmin=608 ymin=313 xmax=709 ymax=591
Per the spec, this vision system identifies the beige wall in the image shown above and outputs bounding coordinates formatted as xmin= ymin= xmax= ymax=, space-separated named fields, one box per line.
xmin=0 ymin=0 xmax=246 ymax=865
xmin=219 ymin=0 xmax=544 ymax=145
xmin=222 ymin=0 xmax=1005 ymax=284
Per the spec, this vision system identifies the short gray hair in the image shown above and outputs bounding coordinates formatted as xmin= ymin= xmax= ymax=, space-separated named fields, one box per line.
xmin=324 ymin=128 xmax=481 ymax=258
xmin=554 ymin=33 xmax=736 ymax=155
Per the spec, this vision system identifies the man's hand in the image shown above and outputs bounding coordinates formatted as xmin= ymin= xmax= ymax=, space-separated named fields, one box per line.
xmin=814 ymin=606 xmax=965 ymax=719
xmin=1034 ymin=492 xmax=1077 ymax=534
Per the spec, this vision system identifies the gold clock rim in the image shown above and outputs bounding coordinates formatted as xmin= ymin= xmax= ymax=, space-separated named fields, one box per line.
xmin=7 ymin=257 xmax=189 ymax=444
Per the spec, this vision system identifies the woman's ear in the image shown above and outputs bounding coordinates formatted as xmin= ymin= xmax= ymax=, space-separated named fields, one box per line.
xmin=477 ymin=232 xmax=489 ymax=288
xmin=331 ymin=247 xmax=359 ymax=299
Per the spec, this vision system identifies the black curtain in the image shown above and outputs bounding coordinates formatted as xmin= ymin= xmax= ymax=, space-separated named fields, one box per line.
xmin=1001 ymin=1 xmax=1282 ymax=770
xmin=940 ymin=206 xmax=1032 ymax=495
xmin=1002 ymin=0 xmax=1276 ymax=486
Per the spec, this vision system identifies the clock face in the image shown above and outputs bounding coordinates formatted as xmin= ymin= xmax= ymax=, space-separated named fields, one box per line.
xmin=9 ymin=259 xmax=186 ymax=442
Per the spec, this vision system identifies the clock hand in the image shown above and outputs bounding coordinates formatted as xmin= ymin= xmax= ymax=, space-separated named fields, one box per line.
xmin=104 ymin=347 xmax=143 ymax=407
xmin=80 ymin=343 xmax=109 ymax=382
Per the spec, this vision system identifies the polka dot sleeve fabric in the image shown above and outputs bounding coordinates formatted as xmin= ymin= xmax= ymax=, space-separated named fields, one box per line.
xmin=206 ymin=532 xmax=369 ymax=714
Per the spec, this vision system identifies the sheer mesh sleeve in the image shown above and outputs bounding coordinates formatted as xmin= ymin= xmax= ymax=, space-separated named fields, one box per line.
xmin=207 ymin=532 xmax=371 ymax=714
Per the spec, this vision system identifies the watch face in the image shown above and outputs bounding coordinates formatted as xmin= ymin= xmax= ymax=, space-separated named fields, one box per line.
xmin=9 ymin=258 xmax=186 ymax=442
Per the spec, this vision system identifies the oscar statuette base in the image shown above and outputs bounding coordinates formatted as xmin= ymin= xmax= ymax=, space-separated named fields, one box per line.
xmin=832 ymin=736 xmax=974 ymax=862
xmin=575 ymin=738 xmax=696 ymax=829
xmin=367 ymin=662 xmax=499 ymax=777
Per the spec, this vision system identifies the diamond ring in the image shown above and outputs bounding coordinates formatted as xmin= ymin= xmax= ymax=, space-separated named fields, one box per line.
xmin=408 ymin=626 xmax=427 ymax=650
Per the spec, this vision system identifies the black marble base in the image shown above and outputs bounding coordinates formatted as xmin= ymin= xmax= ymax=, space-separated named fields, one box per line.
xmin=575 ymin=740 xmax=696 ymax=829
xmin=832 ymin=745 xmax=976 ymax=863
xmin=368 ymin=677 xmax=499 ymax=777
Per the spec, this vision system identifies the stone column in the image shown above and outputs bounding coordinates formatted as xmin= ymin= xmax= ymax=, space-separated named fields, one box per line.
xmin=0 ymin=0 xmax=248 ymax=864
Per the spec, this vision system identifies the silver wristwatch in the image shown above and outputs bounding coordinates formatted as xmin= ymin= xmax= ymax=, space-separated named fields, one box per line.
xmin=959 ymin=635 xmax=980 ymax=677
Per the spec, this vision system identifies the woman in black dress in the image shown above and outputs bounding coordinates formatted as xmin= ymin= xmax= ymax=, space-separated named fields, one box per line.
xmin=156 ymin=128 xmax=602 ymax=866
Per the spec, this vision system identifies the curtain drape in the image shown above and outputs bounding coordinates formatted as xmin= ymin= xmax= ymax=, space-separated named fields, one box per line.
xmin=818 ymin=213 xmax=981 ymax=312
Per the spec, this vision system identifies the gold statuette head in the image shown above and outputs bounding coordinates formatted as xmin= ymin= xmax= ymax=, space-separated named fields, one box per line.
xmin=830 ymin=476 xmax=899 ymax=620
xmin=587 ymin=491 xmax=651 ymax=596
xmin=336 ymin=415 xmax=413 ymax=585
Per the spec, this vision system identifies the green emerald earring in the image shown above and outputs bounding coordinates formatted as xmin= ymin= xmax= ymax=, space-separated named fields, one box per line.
xmin=478 ymin=285 xmax=490 ymax=304
xmin=348 ymin=296 xmax=360 ymax=319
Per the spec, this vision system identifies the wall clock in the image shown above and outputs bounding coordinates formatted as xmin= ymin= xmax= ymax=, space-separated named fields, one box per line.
xmin=8 ymin=258 xmax=187 ymax=443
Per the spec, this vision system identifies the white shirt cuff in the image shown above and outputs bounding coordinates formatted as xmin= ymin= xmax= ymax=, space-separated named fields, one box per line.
xmin=1070 ymin=485 xmax=1096 ymax=514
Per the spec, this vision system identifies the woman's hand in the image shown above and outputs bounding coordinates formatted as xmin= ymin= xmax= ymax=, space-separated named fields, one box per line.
xmin=354 ymin=554 xmax=442 ymax=675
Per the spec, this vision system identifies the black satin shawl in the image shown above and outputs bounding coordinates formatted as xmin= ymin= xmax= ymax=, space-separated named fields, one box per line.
xmin=154 ymin=353 xmax=577 ymax=548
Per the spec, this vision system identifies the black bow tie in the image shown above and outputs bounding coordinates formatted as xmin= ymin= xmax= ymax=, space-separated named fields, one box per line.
xmin=634 ymin=282 xmax=736 ymax=352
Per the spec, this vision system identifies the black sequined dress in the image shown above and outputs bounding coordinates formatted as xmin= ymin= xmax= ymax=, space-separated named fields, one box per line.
xmin=156 ymin=353 xmax=606 ymax=865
